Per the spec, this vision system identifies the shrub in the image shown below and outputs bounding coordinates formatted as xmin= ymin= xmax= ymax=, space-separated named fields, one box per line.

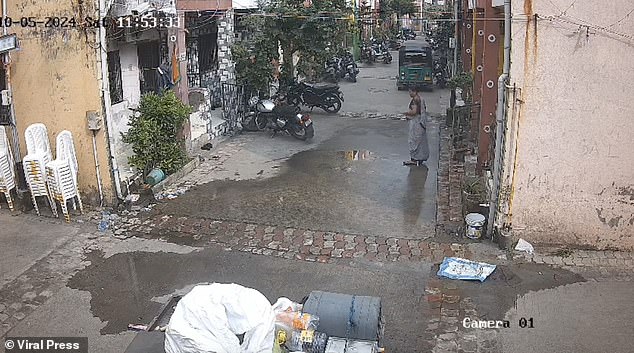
xmin=121 ymin=91 xmax=192 ymax=175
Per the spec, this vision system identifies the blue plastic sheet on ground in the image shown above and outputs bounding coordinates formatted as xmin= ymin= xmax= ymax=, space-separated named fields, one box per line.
xmin=437 ymin=257 xmax=497 ymax=282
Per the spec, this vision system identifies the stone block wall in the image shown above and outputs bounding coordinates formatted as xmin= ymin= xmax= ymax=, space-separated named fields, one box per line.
xmin=217 ymin=9 xmax=235 ymax=83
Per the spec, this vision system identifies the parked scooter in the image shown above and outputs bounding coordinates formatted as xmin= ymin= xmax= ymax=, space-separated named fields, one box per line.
xmin=338 ymin=51 xmax=359 ymax=82
xmin=361 ymin=42 xmax=375 ymax=64
xmin=370 ymin=38 xmax=392 ymax=64
xmin=242 ymin=96 xmax=314 ymax=141
xmin=285 ymin=79 xmax=344 ymax=114
xmin=402 ymin=27 xmax=417 ymax=40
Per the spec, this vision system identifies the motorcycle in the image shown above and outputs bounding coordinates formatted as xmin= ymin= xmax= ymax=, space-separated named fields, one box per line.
xmin=368 ymin=38 xmax=392 ymax=64
xmin=433 ymin=61 xmax=448 ymax=88
xmin=242 ymin=96 xmax=314 ymax=141
xmin=372 ymin=44 xmax=392 ymax=64
xmin=285 ymin=79 xmax=344 ymax=114
xmin=402 ymin=28 xmax=417 ymax=40
xmin=324 ymin=57 xmax=340 ymax=83
xmin=361 ymin=43 xmax=375 ymax=64
xmin=338 ymin=52 xmax=359 ymax=82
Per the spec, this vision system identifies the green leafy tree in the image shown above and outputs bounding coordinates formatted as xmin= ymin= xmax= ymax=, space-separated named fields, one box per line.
xmin=382 ymin=0 xmax=417 ymax=18
xmin=448 ymin=72 xmax=473 ymax=102
xmin=232 ymin=0 xmax=352 ymax=90
xmin=121 ymin=91 xmax=192 ymax=175
xmin=378 ymin=0 xmax=417 ymax=34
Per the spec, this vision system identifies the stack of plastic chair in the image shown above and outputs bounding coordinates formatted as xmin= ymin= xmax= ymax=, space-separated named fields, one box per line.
xmin=0 ymin=126 xmax=16 ymax=210
xmin=46 ymin=130 xmax=83 ymax=222
xmin=23 ymin=123 xmax=58 ymax=217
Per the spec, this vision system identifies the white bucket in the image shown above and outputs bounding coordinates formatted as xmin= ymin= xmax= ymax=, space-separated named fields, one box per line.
xmin=465 ymin=213 xmax=486 ymax=239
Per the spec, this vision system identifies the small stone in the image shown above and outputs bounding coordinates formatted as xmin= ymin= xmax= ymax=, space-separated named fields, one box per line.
xmin=438 ymin=332 xmax=457 ymax=341
xmin=435 ymin=340 xmax=458 ymax=350
xmin=332 ymin=249 xmax=344 ymax=258
xmin=303 ymin=238 xmax=314 ymax=246
xmin=13 ymin=312 xmax=26 ymax=320
xmin=425 ymin=322 xmax=439 ymax=331
xmin=22 ymin=292 xmax=37 ymax=301
xmin=267 ymin=241 xmax=281 ymax=250
xmin=9 ymin=303 xmax=21 ymax=311
xmin=324 ymin=240 xmax=336 ymax=248
xmin=459 ymin=339 xmax=477 ymax=352
xmin=0 ymin=313 xmax=8 ymax=322
xmin=0 ymin=304 xmax=5 ymax=312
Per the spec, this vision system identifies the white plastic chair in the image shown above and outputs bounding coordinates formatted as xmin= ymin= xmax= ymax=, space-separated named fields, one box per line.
xmin=46 ymin=130 xmax=83 ymax=222
xmin=0 ymin=126 xmax=16 ymax=210
xmin=23 ymin=123 xmax=58 ymax=217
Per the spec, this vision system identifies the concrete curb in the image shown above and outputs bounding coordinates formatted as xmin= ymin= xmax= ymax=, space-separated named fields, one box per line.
xmin=151 ymin=156 xmax=202 ymax=195
xmin=151 ymin=128 xmax=233 ymax=196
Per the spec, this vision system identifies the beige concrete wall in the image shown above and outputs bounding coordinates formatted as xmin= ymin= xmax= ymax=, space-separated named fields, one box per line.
xmin=505 ymin=0 xmax=634 ymax=249
xmin=6 ymin=0 xmax=114 ymax=204
xmin=108 ymin=42 xmax=142 ymax=183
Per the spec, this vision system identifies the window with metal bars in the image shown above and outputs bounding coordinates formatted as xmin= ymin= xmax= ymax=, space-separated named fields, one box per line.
xmin=0 ymin=67 xmax=10 ymax=125
xmin=107 ymin=51 xmax=124 ymax=104
xmin=137 ymin=41 xmax=160 ymax=94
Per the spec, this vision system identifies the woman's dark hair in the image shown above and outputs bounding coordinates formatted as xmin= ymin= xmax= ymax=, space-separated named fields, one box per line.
xmin=408 ymin=86 xmax=419 ymax=93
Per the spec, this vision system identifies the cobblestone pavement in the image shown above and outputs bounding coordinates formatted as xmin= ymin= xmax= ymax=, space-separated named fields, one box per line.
xmin=112 ymin=210 xmax=634 ymax=281
xmin=513 ymin=249 xmax=634 ymax=280
xmin=114 ymin=212 xmax=473 ymax=264
xmin=424 ymin=279 xmax=502 ymax=353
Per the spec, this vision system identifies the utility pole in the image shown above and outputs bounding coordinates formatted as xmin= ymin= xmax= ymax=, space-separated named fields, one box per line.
xmin=353 ymin=0 xmax=360 ymax=60
xmin=453 ymin=0 xmax=459 ymax=76
xmin=421 ymin=0 xmax=425 ymax=32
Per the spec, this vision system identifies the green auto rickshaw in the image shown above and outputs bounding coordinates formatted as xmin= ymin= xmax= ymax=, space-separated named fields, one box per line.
xmin=397 ymin=44 xmax=434 ymax=91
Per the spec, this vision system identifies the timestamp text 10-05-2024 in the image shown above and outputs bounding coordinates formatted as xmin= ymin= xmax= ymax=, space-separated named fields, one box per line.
xmin=0 ymin=15 xmax=182 ymax=29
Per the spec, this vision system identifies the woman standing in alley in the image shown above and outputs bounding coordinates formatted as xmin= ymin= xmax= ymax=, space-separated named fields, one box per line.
xmin=403 ymin=86 xmax=429 ymax=166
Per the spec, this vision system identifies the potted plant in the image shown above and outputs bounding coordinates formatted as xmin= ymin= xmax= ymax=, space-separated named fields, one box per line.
xmin=462 ymin=176 xmax=487 ymax=216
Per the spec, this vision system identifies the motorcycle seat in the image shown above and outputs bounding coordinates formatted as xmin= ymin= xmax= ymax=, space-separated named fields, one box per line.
xmin=306 ymin=82 xmax=339 ymax=90
xmin=273 ymin=104 xmax=299 ymax=117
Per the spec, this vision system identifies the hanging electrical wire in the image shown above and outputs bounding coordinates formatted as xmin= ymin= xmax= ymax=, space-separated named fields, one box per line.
xmin=545 ymin=14 xmax=634 ymax=41
xmin=607 ymin=7 xmax=634 ymax=28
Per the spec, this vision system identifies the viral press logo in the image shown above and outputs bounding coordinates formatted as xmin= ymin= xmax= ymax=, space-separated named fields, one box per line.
xmin=4 ymin=339 xmax=15 ymax=350
xmin=3 ymin=337 xmax=88 ymax=352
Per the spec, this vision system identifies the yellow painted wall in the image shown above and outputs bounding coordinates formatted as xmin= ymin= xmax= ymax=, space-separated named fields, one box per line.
xmin=4 ymin=0 xmax=114 ymax=204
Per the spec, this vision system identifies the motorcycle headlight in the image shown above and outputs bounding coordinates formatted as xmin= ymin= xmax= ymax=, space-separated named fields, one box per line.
xmin=248 ymin=96 xmax=259 ymax=107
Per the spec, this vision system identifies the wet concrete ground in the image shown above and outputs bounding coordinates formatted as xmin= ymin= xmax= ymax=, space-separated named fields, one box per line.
xmin=155 ymin=49 xmax=448 ymax=239
xmin=501 ymin=281 xmax=634 ymax=353
xmin=65 ymin=246 xmax=432 ymax=351
xmin=158 ymin=117 xmax=440 ymax=239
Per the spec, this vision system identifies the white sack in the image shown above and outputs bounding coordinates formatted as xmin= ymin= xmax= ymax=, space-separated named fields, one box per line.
xmin=165 ymin=283 xmax=275 ymax=353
